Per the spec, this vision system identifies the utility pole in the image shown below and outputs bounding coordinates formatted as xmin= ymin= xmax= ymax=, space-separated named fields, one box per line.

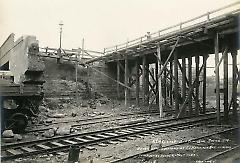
xmin=59 ymin=21 xmax=64 ymax=49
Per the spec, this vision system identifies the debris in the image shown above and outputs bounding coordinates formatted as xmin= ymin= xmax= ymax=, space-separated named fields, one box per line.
xmin=45 ymin=119 xmax=53 ymax=124
xmin=43 ymin=128 xmax=56 ymax=138
xmin=81 ymin=101 xmax=88 ymax=107
xmin=51 ymin=113 xmax=65 ymax=118
xmin=39 ymin=106 xmax=49 ymax=112
xmin=119 ymin=118 xmax=147 ymax=126
xmin=14 ymin=134 xmax=23 ymax=141
xmin=71 ymin=112 xmax=77 ymax=117
xmin=2 ymin=137 xmax=15 ymax=143
xmin=2 ymin=130 xmax=14 ymax=138
xmin=56 ymin=126 xmax=70 ymax=135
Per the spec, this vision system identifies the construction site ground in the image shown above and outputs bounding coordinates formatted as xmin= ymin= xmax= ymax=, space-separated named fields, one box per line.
xmin=2 ymin=95 xmax=239 ymax=163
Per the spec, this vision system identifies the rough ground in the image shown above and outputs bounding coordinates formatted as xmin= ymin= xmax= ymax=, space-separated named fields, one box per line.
xmin=2 ymin=95 xmax=239 ymax=163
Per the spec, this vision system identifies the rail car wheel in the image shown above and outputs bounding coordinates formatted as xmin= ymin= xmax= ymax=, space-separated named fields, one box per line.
xmin=7 ymin=113 xmax=28 ymax=133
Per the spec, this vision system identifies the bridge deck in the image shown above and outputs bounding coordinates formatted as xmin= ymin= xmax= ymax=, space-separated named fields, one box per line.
xmin=86 ymin=2 xmax=240 ymax=64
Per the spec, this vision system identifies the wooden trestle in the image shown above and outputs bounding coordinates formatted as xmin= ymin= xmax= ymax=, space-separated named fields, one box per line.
xmin=85 ymin=2 xmax=239 ymax=122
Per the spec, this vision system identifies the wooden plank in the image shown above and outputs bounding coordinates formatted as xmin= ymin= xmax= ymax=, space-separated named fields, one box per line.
xmin=6 ymin=149 xmax=22 ymax=155
xmin=96 ymin=134 xmax=110 ymax=138
xmin=20 ymin=147 xmax=36 ymax=153
xmin=85 ymin=135 xmax=100 ymax=140
xmin=50 ymin=142 xmax=65 ymax=147
xmin=35 ymin=144 xmax=51 ymax=150
xmin=104 ymin=133 xmax=119 ymax=136
xmin=73 ymin=137 xmax=90 ymax=142
xmin=62 ymin=140 xmax=77 ymax=145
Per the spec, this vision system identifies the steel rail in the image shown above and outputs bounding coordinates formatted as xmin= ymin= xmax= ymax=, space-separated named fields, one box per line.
xmin=25 ymin=111 xmax=161 ymax=133
xmin=111 ymin=126 xmax=239 ymax=162
xmin=1 ymin=114 xmax=216 ymax=161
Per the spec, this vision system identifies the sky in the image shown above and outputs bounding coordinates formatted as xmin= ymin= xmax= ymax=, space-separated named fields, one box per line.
xmin=0 ymin=0 xmax=239 ymax=77
xmin=0 ymin=0 xmax=238 ymax=52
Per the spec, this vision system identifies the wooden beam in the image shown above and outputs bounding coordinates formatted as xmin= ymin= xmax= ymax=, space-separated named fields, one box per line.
xmin=182 ymin=57 xmax=187 ymax=115
xmin=157 ymin=44 xmax=163 ymax=117
xmin=174 ymin=50 xmax=179 ymax=116
xmin=136 ymin=59 xmax=140 ymax=106
xmin=214 ymin=33 xmax=220 ymax=123
xmin=142 ymin=55 xmax=147 ymax=105
xmin=163 ymin=68 xmax=167 ymax=106
xmin=223 ymin=46 xmax=229 ymax=121
xmin=231 ymin=49 xmax=238 ymax=118
xmin=195 ymin=55 xmax=200 ymax=115
xmin=146 ymin=62 xmax=150 ymax=105
xmin=188 ymin=57 xmax=193 ymax=115
xmin=177 ymin=59 xmax=206 ymax=118
xmin=155 ymin=62 xmax=159 ymax=105
xmin=125 ymin=58 xmax=130 ymax=106
xmin=117 ymin=60 xmax=120 ymax=99
xmin=170 ymin=61 xmax=173 ymax=108
xmin=202 ymin=55 xmax=208 ymax=114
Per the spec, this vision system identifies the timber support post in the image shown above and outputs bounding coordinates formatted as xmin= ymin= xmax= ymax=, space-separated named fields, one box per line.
xmin=188 ymin=57 xmax=193 ymax=116
xmin=214 ymin=33 xmax=220 ymax=124
xmin=125 ymin=58 xmax=129 ymax=106
xmin=231 ymin=49 xmax=238 ymax=119
xmin=157 ymin=44 xmax=163 ymax=118
xmin=136 ymin=58 xmax=140 ymax=106
xmin=174 ymin=50 xmax=179 ymax=116
xmin=223 ymin=45 xmax=229 ymax=121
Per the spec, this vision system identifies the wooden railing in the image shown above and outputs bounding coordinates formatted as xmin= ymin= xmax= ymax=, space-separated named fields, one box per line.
xmin=104 ymin=1 xmax=240 ymax=54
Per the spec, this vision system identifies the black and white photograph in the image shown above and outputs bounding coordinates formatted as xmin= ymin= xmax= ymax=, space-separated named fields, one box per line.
xmin=0 ymin=0 xmax=240 ymax=162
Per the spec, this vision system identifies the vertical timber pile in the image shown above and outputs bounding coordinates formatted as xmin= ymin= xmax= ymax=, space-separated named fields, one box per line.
xmin=195 ymin=55 xmax=200 ymax=115
xmin=142 ymin=56 xmax=146 ymax=105
xmin=223 ymin=45 xmax=229 ymax=121
xmin=214 ymin=33 xmax=220 ymax=123
xmin=170 ymin=61 xmax=173 ymax=108
xmin=182 ymin=57 xmax=186 ymax=115
xmin=231 ymin=49 xmax=238 ymax=119
xmin=136 ymin=58 xmax=140 ymax=106
xmin=202 ymin=55 xmax=207 ymax=114
xmin=155 ymin=61 xmax=159 ymax=105
xmin=125 ymin=58 xmax=129 ymax=106
xmin=188 ymin=57 xmax=193 ymax=115
xmin=157 ymin=45 xmax=163 ymax=117
xmin=117 ymin=60 xmax=120 ymax=99
xmin=174 ymin=50 xmax=179 ymax=116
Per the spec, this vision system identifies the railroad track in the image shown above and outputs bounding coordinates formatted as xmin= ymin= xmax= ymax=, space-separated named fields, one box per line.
xmin=112 ymin=126 xmax=239 ymax=162
xmin=25 ymin=111 xmax=161 ymax=133
xmin=1 ymin=114 xmax=216 ymax=161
